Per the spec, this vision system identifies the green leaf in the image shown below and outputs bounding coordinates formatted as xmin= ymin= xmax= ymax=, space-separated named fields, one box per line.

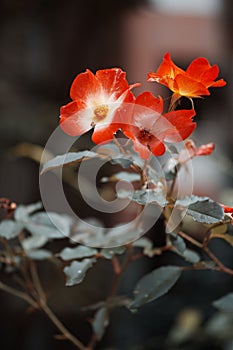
xmin=176 ymin=196 xmax=224 ymax=224
xmin=63 ymin=259 xmax=96 ymax=286
xmin=26 ymin=212 xmax=71 ymax=238
xmin=168 ymin=232 xmax=186 ymax=253
xmin=118 ymin=188 xmax=167 ymax=207
xmin=41 ymin=151 xmax=98 ymax=174
xmin=21 ymin=234 xmax=48 ymax=251
xmin=101 ymin=171 xmax=140 ymax=183
xmin=182 ymin=249 xmax=200 ymax=263
xmin=176 ymin=195 xmax=209 ymax=207
xmin=132 ymin=238 xmax=153 ymax=257
xmin=105 ymin=224 xmax=144 ymax=247
xmin=26 ymin=249 xmax=52 ymax=260
xmin=187 ymin=200 xmax=224 ymax=224
xmin=60 ymin=245 xmax=98 ymax=261
xmin=100 ymin=246 xmax=125 ymax=259
xmin=110 ymin=157 xmax=133 ymax=169
xmin=0 ymin=220 xmax=24 ymax=239
xmin=213 ymin=293 xmax=233 ymax=312
xmin=92 ymin=307 xmax=109 ymax=340
xmin=129 ymin=266 xmax=182 ymax=310
xmin=96 ymin=144 xmax=120 ymax=157
xmin=14 ymin=202 xmax=43 ymax=221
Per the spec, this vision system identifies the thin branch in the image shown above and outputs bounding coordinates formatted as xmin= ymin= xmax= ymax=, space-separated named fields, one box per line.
xmin=107 ymin=244 xmax=133 ymax=302
xmin=29 ymin=260 xmax=47 ymax=302
xmin=28 ymin=260 xmax=87 ymax=350
xmin=203 ymin=246 xmax=233 ymax=276
xmin=177 ymin=230 xmax=203 ymax=248
xmin=40 ymin=302 xmax=87 ymax=350
xmin=178 ymin=230 xmax=233 ymax=276
xmin=0 ymin=281 xmax=38 ymax=309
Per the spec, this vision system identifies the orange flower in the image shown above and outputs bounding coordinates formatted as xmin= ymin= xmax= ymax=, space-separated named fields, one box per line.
xmin=148 ymin=52 xmax=226 ymax=98
xmin=60 ymin=68 xmax=138 ymax=143
xmin=122 ymin=92 xmax=196 ymax=159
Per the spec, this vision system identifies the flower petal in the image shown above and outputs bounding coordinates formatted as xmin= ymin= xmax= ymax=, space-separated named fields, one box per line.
xmin=91 ymin=123 xmax=120 ymax=144
xmin=149 ymin=138 xmax=166 ymax=156
xmin=133 ymin=138 xmax=151 ymax=160
xmin=163 ymin=109 xmax=196 ymax=142
xmin=60 ymin=100 xmax=92 ymax=136
xmin=70 ymin=69 xmax=101 ymax=101
xmin=135 ymin=92 xmax=164 ymax=114
xmin=163 ymin=52 xmax=185 ymax=77
xmin=175 ymin=74 xmax=210 ymax=97
xmin=186 ymin=57 xmax=212 ymax=79
xmin=195 ymin=142 xmax=215 ymax=156
xmin=96 ymin=68 xmax=136 ymax=100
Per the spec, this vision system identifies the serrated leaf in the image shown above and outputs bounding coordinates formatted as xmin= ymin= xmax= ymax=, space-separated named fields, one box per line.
xmin=106 ymin=223 xmax=144 ymax=247
xmin=186 ymin=199 xmax=224 ymax=224
xmin=129 ymin=266 xmax=182 ymax=310
xmin=100 ymin=246 xmax=125 ymax=259
xmin=22 ymin=234 xmax=48 ymax=251
xmin=26 ymin=249 xmax=52 ymax=260
xmin=92 ymin=307 xmax=109 ymax=340
xmin=213 ymin=293 xmax=233 ymax=312
xmin=41 ymin=151 xmax=98 ymax=174
xmin=0 ymin=220 xmax=24 ymax=239
xmin=26 ymin=212 xmax=71 ymax=238
xmin=101 ymin=171 xmax=140 ymax=183
xmin=176 ymin=195 xmax=209 ymax=207
xmin=63 ymin=259 xmax=96 ymax=286
xmin=96 ymin=144 xmax=120 ymax=157
xmin=14 ymin=202 xmax=42 ymax=221
xmin=60 ymin=245 xmax=98 ymax=261
xmin=118 ymin=188 xmax=166 ymax=207
xmin=110 ymin=157 xmax=133 ymax=169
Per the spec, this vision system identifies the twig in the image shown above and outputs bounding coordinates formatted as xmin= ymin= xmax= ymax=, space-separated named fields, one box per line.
xmin=202 ymin=246 xmax=233 ymax=276
xmin=40 ymin=302 xmax=87 ymax=350
xmin=107 ymin=244 xmax=133 ymax=302
xmin=0 ymin=281 xmax=38 ymax=309
xmin=178 ymin=230 xmax=233 ymax=276
xmin=28 ymin=260 xmax=87 ymax=350
xmin=177 ymin=231 xmax=203 ymax=248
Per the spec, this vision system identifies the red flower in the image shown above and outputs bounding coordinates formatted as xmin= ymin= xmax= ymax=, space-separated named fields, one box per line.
xmin=221 ymin=205 xmax=233 ymax=214
xmin=122 ymin=92 xmax=196 ymax=159
xmin=60 ymin=68 xmax=138 ymax=143
xmin=194 ymin=142 xmax=215 ymax=156
xmin=178 ymin=140 xmax=215 ymax=163
xmin=221 ymin=204 xmax=233 ymax=222
xmin=147 ymin=52 xmax=226 ymax=98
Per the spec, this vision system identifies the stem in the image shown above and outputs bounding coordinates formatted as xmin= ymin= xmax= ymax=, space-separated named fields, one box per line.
xmin=107 ymin=244 xmax=133 ymax=302
xmin=29 ymin=260 xmax=87 ymax=350
xmin=40 ymin=302 xmax=87 ymax=350
xmin=29 ymin=260 xmax=47 ymax=302
xmin=177 ymin=230 xmax=203 ymax=248
xmin=168 ymin=93 xmax=181 ymax=111
xmin=0 ymin=281 xmax=38 ymax=308
xmin=203 ymin=246 xmax=233 ymax=276
xmin=178 ymin=231 xmax=233 ymax=276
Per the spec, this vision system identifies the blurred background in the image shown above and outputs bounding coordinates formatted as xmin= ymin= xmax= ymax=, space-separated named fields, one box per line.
xmin=0 ymin=0 xmax=233 ymax=349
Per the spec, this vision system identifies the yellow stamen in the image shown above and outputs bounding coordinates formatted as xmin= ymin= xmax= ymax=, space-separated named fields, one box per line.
xmin=93 ymin=105 xmax=109 ymax=122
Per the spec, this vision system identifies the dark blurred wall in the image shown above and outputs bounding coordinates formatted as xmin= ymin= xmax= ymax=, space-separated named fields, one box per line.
xmin=0 ymin=0 xmax=148 ymax=202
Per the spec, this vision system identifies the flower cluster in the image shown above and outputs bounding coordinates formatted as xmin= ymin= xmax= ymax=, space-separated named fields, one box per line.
xmin=60 ymin=53 xmax=226 ymax=160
